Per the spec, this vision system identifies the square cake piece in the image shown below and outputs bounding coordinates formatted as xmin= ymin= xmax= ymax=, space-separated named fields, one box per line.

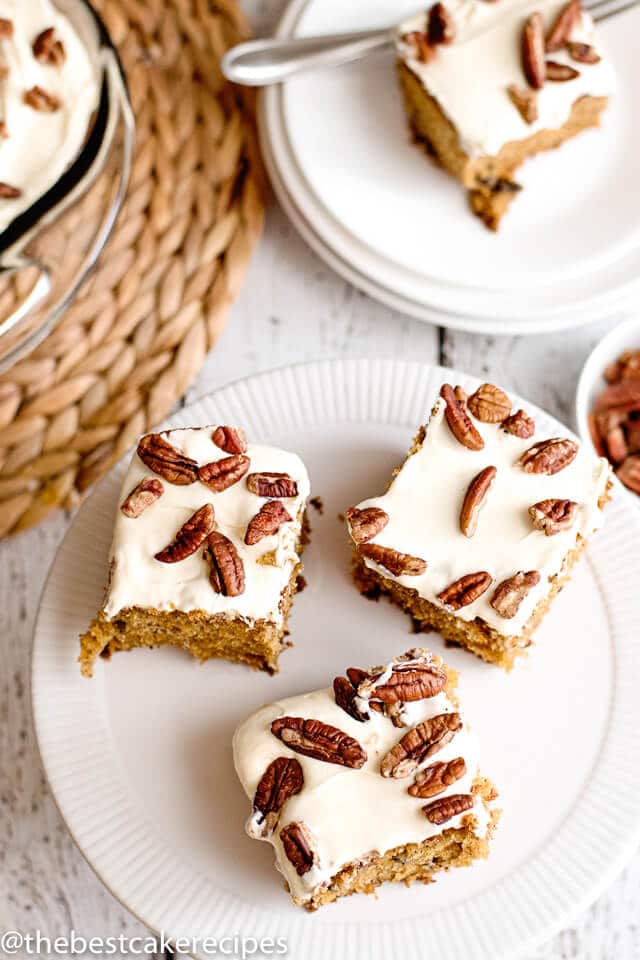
xmin=347 ymin=382 xmax=611 ymax=670
xmin=233 ymin=647 xmax=498 ymax=910
xmin=396 ymin=0 xmax=615 ymax=230
xmin=79 ymin=426 xmax=310 ymax=677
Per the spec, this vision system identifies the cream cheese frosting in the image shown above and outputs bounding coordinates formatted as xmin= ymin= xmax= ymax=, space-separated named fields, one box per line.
xmin=233 ymin=649 xmax=491 ymax=903
xmin=396 ymin=0 xmax=616 ymax=157
xmin=0 ymin=0 xmax=99 ymax=231
xmin=104 ymin=427 xmax=310 ymax=626
xmin=351 ymin=396 xmax=610 ymax=637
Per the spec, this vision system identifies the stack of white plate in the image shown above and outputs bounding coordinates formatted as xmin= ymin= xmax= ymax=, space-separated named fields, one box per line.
xmin=259 ymin=0 xmax=639 ymax=334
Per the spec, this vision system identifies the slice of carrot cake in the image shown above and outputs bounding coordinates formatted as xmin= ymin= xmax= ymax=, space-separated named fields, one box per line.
xmin=233 ymin=647 xmax=499 ymax=910
xmin=396 ymin=0 xmax=615 ymax=229
xmin=79 ymin=426 xmax=310 ymax=677
xmin=347 ymin=381 xmax=611 ymax=669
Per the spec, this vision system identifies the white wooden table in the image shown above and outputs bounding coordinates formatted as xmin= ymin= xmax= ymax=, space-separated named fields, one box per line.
xmin=1 ymin=1 xmax=639 ymax=956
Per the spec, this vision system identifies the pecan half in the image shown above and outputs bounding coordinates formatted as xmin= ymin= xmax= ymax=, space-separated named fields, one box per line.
xmin=24 ymin=85 xmax=61 ymax=112
xmin=369 ymin=661 xmax=447 ymax=704
xmin=438 ymin=572 xmax=492 ymax=610
xmin=522 ymin=12 xmax=546 ymax=89
xmin=440 ymin=384 xmax=484 ymax=451
xmin=333 ymin=675 xmax=368 ymax=722
xmin=460 ymin=465 xmax=497 ymax=538
xmin=422 ymin=793 xmax=473 ymax=824
xmin=137 ymin=433 xmax=198 ymax=485
xmin=271 ymin=716 xmax=367 ymax=768
xmin=247 ymin=472 xmax=298 ymax=498
xmin=467 ymin=383 xmax=512 ymax=423
xmin=545 ymin=0 xmax=581 ymax=51
xmin=594 ymin=381 xmax=640 ymax=412
xmin=380 ymin=713 xmax=462 ymax=778
xmin=529 ymin=498 xmax=578 ymax=535
xmin=252 ymin=757 xmax=303 ymax=838
xmin=427 ymin=2 xmax=456 ymax=45
xmin=211 ymin=425 xmax=247 ymax=455
xmin=567 ymin=41 xmax=600 ymax=63
xmin=604 ymin=426 xmax=628 ymax=464
xmin=507 ymin=84 xmax=538 ymax=124
xmin=198 ymin=454 xmax=250 ymax=492
xmin=546 ymin=60 xmax=580 ymax=81
xmin=0 ymin=18 xmax=13 ymax=37
xmin=154 ymin=503 xmax=215 ymax=563
xmin=345 ymin=506 xmax=389 ymax=544
xmin=408 ymin=757 xmax=467 ymax=798
xmin=33 ymin=28 xmax=66 ymax=66
xmin=120 ymin=478 xmax=164 ymax=518
xmin=401 ymin=30 xmax=435 ymax=63
xmin=501 ymin=409 xmax=535 ymax=438
xmin=490 ymin=570 xmax=541 ymax=619
xmin=0 ymin=182 xmax=22 ymax=198
xmin=519 ymin=438 xmax=578 ymax=475
xmin=359 ymin=543 xmax=427 ymax=577
xmin=205 ymin=531 xmax=245 ymax=596
xmin=280 ymin=822 xmax=317 ymax=876
xmin=245 ymin=500 xmax=292 ymax=545
xmin=617 ymin=455 xmax=640 ymax=494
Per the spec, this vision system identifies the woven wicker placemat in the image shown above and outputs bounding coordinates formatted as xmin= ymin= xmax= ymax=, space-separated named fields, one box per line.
xmin=0 ymin=0 xmax=265 ymax=538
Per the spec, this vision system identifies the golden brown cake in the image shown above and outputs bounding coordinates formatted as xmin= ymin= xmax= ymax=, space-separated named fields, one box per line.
xmin=79 ymin=426 xmax=310 ymax=677
xmin=396 ymin=0 xmax=614 ymax=230
xmin=233 ymin=647 xmax=499 ymax=910
xmin=346 ymin=381 xmax=611 ymax=669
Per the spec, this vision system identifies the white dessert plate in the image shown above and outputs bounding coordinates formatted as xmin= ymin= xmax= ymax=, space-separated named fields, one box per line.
xmin=32 ymin=359 xmax=640 ymax=960
xmin=260 ymin=0 xmax=640 ymax=332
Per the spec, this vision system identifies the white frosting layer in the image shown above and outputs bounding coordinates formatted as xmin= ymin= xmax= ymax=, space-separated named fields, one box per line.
xmin=0 ymin=0 xmax=99 ymax=231
xmin=104 ymin=427 xmax=310 ymax=625
xmin=353 ymin=397 xmax=610 ymax=637
xmin=397 ymin=0 xmax=616 ymax=157
xmin=233 ymin=650 xmax=491 ymax=903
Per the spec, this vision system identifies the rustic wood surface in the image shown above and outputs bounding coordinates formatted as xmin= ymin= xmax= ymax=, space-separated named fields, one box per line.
xmin=1 ymin=0 xmax=639 ymax=957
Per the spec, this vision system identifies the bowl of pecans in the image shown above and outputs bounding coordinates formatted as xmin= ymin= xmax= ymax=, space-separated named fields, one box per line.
xmin=576 ymin=315 xmax=640 ymax=499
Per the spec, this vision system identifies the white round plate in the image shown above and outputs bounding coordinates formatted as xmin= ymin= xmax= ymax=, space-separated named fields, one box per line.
xmin=33 ymin=359 xmax=640 ymax=960
xmin=260 ymin=0 xmax=640 ymax=332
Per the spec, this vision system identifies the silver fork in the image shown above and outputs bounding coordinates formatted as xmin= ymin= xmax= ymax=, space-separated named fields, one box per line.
xmin=222 ymin=0 xmax=636 ymax=86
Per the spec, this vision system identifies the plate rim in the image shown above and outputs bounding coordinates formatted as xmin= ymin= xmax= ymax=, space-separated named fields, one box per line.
xmin=31 ymin=357 xmax=640 ymax=960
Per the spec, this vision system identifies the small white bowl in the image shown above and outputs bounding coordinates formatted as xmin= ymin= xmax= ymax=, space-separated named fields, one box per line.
xmin=575 ymin=315 xmax=640 ymax=501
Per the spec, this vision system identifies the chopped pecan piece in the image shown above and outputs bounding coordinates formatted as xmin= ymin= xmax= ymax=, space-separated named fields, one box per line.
xmin=33 ymin=28 xmax=66 ymax=66
xmin=154 ymin=503 xmax=215 ymax=563
xmin=247 ymin=472 xmax=298 ymax=498
xmin=501 ymin=409 xmax=535 ymax=438
xmin=120 ymin=478 xmax=164 ymax=518
xmin=271 ymin=716 xmax=367 ymax=768
xmin=438 ymin=572 xmax=492 ymax=610
xmin=24 ymin=85 xmax=61 ymax=112
xmin=617 ymin=455 xmax=640 ymax=494
xmin=519 ymin=438 xmax=578 ymax=475
xmin=245 ymin=500 xmax=292 ymax=545
xmin=137 ymin=433 xmax=198 ymax=485
xmin=359 ymin=543 xmax=427 ymax=577
xmin=0 ymin=182 xmax=21 ymax=198
xmin=460 ymin=465 xmax=497 ymax=538
xmin=345 ymin=506 xmax=389 ymax=544
xmin=522 ymin=12 xmax=546 ymax=89
xmin=408 ymin=757 xmax=467 ymax=798
xmin=440 ymin=384 xmax=484 ymax=451
xmin=333 ymin=675 xmax=368 ymax=722
xmin=529 ymin=498 xmax=578 ymax=535
xmin=427 ymin=2 xmax=456 ymax=44
xmin=205 ymin=531 xmax=245 ymax=596
xmin=380 ymin=713 xmax=462 ymax=778
xmin=0 ymin=18 xmax=13 ymax=38
xmin=401 ymin=30 xmax=435 ymax=63
xmin=211 ymin=425 xmax=247 ymax=455
xmin=567 ymin=41 xmax=600 ymax=63
xmin=422 ymin=793 xmax=474 ymax=824
xmin=199 ymin=454 xmax=250 ymax=492
xmin=507 ymin=84 xmax=538 ymax=124
xmin=546 ymin=60 xmax=580 ymax=81
xmin=467 ymin=383 xmax=512 ymax=423
xmin=251 ymin=757 xmax=303 ymax=838
xmin=490 ymin=570 xmax=541 ymax=618
xmin=545 ymin=0 xmax=581 ymax=51
xmin=280 ymin=822 xmax=318 ymax=876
